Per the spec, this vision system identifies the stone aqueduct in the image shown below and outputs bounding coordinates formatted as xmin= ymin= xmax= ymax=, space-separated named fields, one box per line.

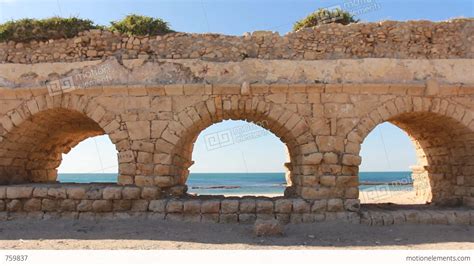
xmin=0 ymin=19 xmax=473 ymax=224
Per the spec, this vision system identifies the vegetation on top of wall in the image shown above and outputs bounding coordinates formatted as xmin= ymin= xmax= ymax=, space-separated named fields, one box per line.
xmin=0 ymin=14 xmax=175 ymax=43
xmin=0 ymin=17 xmax=101 ymax=42
xmin=109 ymin=14 xmax=174 ymax=36
xmin=293 ymin=8 xmax=359 ymax=31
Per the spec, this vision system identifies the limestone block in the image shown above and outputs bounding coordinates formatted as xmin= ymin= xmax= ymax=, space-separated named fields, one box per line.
xmin=42 ymin=199 xmax=58 ymax=211
xmin=183 ymin=200 xmax=201 ymax=214
xmin=344 ymin=199 xmax=360 ymax=212
xmin=311 ymin=200 xmax=327 ymax=213
xmin=425 ymin=78 xmax=440 ymax=96
xmin=131 ymin=200 xmax=149 ymax=211
xmin=301 ymin=153 xmax=323 ymax=165
xmin=239 ymin=213 xmax=257 ymax=224
xmin=153 ymin=175 xmax=175 ymax=187
xmin=219 ymin=214 xmax=238 ymax=223
xmin=7 ymin=199 xmax=22 ymax=211
xmin=256 ymin=199 xmax=274 ymax=214
xmin=239 ymin=198 xmax=256 ymax=213
xmin=66 ymin=187 xmax=86 ymax=199
xmin=6 ymin=186 xmax=33 ymax=199
xmin=149 ymin=199 xmax=167 ymax=212
xmin=0 ymin=187 xmax=5 ymax=199
xmin=320 ymin=175 xmax=336 ymax=187
xmin=103 ymin=187 xmax=123 ymax=200
xmin=292 ymin=199 xmax=310 ymax=213
xmin=201 ymin=200 xmax=221 ymax=214
xmin=342 ymin=154 xmax=362 ymax=166
xmin=135 ymin=176 xmax=154 ymax=186
xmin=23 ymin=198 xmax=42 ymax=211
xmin=327 ymin=199 xmax=344 ymax=212
xmin=221 ymin=199 xmax=239 ymax=214
xmin=122 ymin=187 xmax=141 ymax=199
xmin=166 ymin=199 xmax=183 ymax=213
xmin=126 ymin=121 xmax=151 ymax=140
xmin=77 ymin=200 xmax=93 ymax=212
xmin=201 ymin=214 xmax=219 ymax=223
xmin=60 ymin=199 xmax=77 ymax=212
xmin=92 ymin=200 xmax=113 ymax=212
xmin=274 ymin=199 xmax=292 ymax=213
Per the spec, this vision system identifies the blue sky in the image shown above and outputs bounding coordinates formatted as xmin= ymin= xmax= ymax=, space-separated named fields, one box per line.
xmin=3 ymin=0 xmax=471 ymax=173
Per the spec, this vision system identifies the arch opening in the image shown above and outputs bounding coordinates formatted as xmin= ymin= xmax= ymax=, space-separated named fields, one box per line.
xmin=58 ymin=135 xmax=118 ymax=183
xmin=185 ymin=120 xmax=292 ymax=197
xmin=359 ymin=122 xmax=421 ymax=205
xmin=0 ymin=108 xmax=117 ymax=184
xmin=163 ymin=98 xmax=310 ymax=197
xmin=357 ymin=111 xmax=474 ymax=207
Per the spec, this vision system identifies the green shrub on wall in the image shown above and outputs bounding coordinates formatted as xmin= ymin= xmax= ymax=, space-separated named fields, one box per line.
xmin=293 ymin=8 xmax=359 ymax=31
xmin=0 ymin=17 xmax=100 ymax=42
xmin=109 ymin=14 xmax=174 ymax=36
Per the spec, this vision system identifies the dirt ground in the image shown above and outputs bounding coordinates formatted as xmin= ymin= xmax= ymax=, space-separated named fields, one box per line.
xmin=0 ymin=218 xmax=472 ymax=250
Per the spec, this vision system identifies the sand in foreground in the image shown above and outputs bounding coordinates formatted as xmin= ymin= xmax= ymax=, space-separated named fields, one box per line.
xmin=0 ymin=217 xmax=472 ymax=250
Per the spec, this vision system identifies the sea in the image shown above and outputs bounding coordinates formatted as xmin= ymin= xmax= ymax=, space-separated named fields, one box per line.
xmin=58 ymin=171 xmax=414 ymax=195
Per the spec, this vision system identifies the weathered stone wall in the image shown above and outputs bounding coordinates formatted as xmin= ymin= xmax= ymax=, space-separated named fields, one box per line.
xmin=1 ymin=184 xmax=473 ymax=226
xmin=0 ymin=81 xmax=472 ymax=207
xmin=0 ymin=184 xmax=359 ymax=223
xmin=0 ymin=19 xmax=472 ymax=64
xmin=0 ymin=20 xmax=473 ymax=223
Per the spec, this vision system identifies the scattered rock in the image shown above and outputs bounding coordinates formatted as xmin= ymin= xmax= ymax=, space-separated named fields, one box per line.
xmin=254 ymin=219 xmax=284 ymax=237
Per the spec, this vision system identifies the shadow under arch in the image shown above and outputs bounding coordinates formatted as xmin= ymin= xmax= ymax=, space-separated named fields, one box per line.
xmin=164 ymin=98 xmax=314 ymax=197
xmin=346 ymin=96 xmax=474 ymax=206
xmin=0 ymin=95 xmax=121 ymax=185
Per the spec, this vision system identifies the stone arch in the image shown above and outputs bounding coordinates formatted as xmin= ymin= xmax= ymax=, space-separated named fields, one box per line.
xmin=345 ymin=96 xmax=474 ymax=206
xmin=156 ymin=95 xmax=316 ymax=197
xmin=0 ymin=93 xmax=124 ymax=185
